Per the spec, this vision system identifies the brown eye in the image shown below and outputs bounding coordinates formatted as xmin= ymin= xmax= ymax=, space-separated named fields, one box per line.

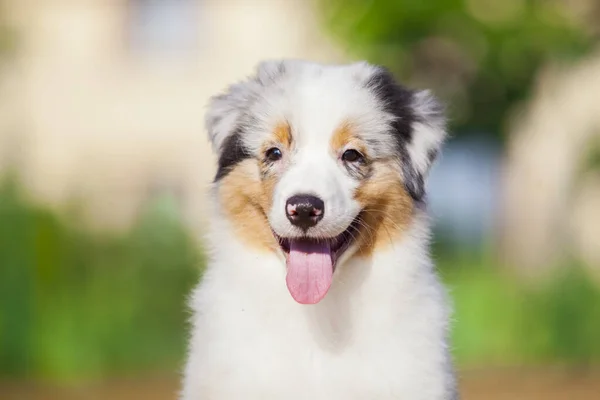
xmin=342 ymin=149 xmax=364 ymax=163
xmin=266 ymin=147 xmax=283 ymax=162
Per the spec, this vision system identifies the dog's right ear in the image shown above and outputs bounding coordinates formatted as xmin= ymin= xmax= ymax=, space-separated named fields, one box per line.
xmin=205 ymin=81 xmax=255 ymax=154
xmin=205 ymin=60 xmax=287 ymax=153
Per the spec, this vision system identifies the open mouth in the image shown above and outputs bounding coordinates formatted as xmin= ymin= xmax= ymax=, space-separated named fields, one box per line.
xmin=274 ymin=214 xmax=362 ymax=305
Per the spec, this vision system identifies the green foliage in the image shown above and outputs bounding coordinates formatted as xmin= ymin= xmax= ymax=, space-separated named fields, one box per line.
xmin=443 ymin=258 xmax=600 ymax=367
xmin=317 ymin=0 xmax=595 ymax=135
xmin=1 ymin=178 xmax=600 ymax=382
xmin=0 ymin=179 xmax=201 ymax=381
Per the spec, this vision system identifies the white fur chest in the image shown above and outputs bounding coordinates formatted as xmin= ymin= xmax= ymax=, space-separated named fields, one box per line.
xmin=181 ymin=227 xmax=455 ymax=400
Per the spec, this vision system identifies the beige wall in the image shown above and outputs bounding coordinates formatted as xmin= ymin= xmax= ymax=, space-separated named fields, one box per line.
xmin=0 ymin=0 xmax=345 ymax=232
xmin=500 ymin=50 xmax=600 ymax=277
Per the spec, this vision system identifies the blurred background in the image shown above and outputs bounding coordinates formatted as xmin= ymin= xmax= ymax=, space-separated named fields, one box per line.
xmin=1 ymin=0 xmax=599 ymax=399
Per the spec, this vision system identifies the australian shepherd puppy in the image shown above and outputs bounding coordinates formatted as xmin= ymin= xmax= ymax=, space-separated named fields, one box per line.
xmin=181 ymin=60 xmax=457 ymax=399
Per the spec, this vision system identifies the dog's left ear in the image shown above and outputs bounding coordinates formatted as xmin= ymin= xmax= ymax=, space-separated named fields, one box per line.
xmin=366 ymin=67 xmax=447 ymax=201
xmin=403 ymin=89 xmax=447 ymax=200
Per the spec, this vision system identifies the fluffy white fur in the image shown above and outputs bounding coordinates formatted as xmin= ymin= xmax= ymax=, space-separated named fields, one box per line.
xmin=181 ymin=60 xmax=457 ymax=399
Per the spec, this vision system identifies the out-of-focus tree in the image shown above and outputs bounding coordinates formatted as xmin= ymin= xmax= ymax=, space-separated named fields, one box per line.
xmin=317 ymin=0 xmax=597 ymax=136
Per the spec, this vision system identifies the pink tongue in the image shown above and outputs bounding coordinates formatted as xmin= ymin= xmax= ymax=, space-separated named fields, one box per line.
xmin=286 ymin=240 xmax=333 ymax=304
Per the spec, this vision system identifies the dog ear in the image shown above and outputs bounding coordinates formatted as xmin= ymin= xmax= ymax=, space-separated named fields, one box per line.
xmin=401 ymin=90 xmax=446 ymax=201
xmin=404 ymin=89 xmax=447 ymax=198
xmin=207 ymin=61 xmax=289 ymax=181
xmin=366 ymin=67 xmax=447 ymax=201
xmin=205 ymin=81 xmax=255 ymax=154
xmin=205 ymin=60 xmax=287 ymax=154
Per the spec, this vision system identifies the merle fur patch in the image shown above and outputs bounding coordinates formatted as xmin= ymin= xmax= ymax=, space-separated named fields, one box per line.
xmin=214 ymin=128 xmax=252 ymax=181
xmin=365 ymin=68 xmax=426 ymax=202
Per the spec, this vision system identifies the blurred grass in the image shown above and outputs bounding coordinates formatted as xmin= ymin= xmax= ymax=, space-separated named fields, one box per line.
xmin=0 ymin=177 xmax=201 ymax=382
xmin=442 ymin=257 xmax=600 ymax=367
xmin=1 ymin=178 xmax=600 ymax=383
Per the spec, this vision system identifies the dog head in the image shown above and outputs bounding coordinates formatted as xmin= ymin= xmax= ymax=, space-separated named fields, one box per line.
xmin=206 ymin=60 xmax=446 ymax=304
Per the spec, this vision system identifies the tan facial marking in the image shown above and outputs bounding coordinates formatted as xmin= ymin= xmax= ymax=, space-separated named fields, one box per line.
xmin=353 ymin=161 xmax=414 ymax=255
xmin=218 ymin=160 xmax=279 ymax=252
xmin=220 ymin=122 xmax=292 ymax=252
xmin=330 ymin=120 xmax=368 ymax=156
xmin=331 ymin=120 xmax=354 ymax=151
xmin=273 ymin=121 xmax=292 ymax=148
xmin=332 ymin=120 xmax=412 ymax=255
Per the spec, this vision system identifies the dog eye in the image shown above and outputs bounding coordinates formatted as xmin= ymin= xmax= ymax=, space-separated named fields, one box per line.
xmin=342 ymin=149 xmax=364 ymax=163
xmin=265 ymin=147 xmax=283 ymax=162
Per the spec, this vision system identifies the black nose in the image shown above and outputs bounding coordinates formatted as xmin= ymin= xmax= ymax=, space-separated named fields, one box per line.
xmin=286 ymin=194 xmax=324 ymax=231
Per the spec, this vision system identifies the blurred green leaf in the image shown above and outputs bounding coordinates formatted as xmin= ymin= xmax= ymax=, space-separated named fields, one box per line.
xmin=0 ymin=178 xmax=202 ymax=381
xmin=317 ymin=0 xmax=596 ymax=137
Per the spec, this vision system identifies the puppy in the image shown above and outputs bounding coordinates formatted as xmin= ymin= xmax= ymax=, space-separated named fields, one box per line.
xmin=181 ymin=60 xmax=457 ymax=399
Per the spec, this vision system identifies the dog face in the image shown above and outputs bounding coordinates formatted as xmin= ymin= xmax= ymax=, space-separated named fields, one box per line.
xmin=206 ymin=61 xmax=446 ymax=304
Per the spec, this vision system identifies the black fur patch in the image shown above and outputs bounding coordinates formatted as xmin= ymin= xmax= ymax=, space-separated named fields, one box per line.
xmin=427 ymin=148 xmax=439 ymax=164
xmin=344 ymin=160 xmax=372 ymax=181
xmin=401 ymin=156 xmax=425 ymax=201
xmin=365 ymin=67 xmax=425 ymax=202
xmin=214 ymin=128 xmax=252 ymax=181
